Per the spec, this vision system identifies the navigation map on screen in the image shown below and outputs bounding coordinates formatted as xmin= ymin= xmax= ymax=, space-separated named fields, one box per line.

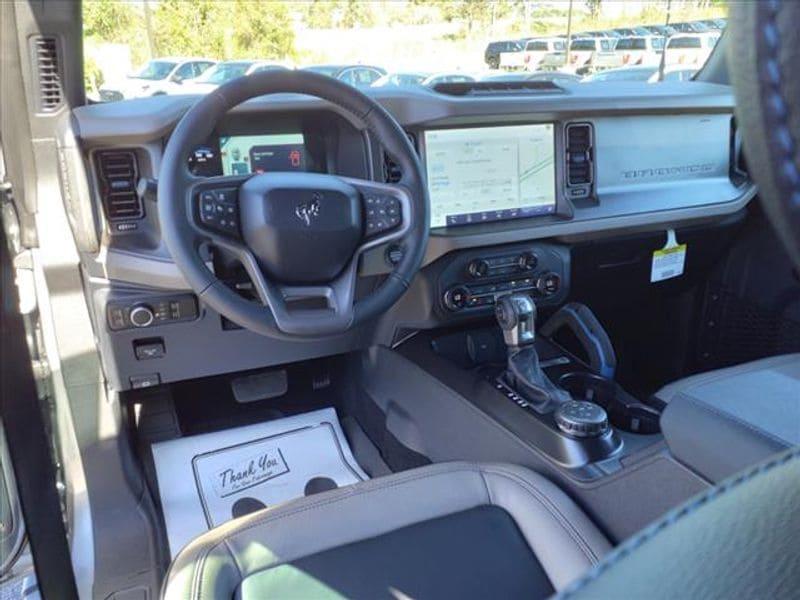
xmin=424 ymin=124 xmax=556 ymax=228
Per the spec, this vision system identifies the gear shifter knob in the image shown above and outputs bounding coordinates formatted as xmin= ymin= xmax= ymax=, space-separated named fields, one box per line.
xmin=495 ymin=293 xmax=537 ymax=347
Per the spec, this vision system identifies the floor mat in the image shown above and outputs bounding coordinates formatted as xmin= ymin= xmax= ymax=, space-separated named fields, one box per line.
xmin=152 ymin=407 xmax=368 ymax=557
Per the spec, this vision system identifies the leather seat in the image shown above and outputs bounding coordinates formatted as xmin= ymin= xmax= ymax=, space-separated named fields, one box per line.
xmin=162 ymin=462 xmax=611 ymax=599
xmin=656 ymin=354 xmax=800 ymax=482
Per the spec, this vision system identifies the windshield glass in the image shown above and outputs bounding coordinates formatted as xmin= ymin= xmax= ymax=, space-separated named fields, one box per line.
xmin=83 ymin=1 xmax=727 ymax=101
xmin=131 ymin=60 xmax=176 ymax=81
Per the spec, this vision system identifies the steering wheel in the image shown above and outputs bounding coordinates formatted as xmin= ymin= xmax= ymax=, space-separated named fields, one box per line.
xmin=158 ymin=71 xmax=429 ymax=337
xmin=729 ymin=2 xmax=800 ymax=270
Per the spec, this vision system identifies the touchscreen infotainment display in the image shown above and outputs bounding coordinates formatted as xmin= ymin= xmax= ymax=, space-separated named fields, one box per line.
xmin=219 ymin=133 xmax=306 ymax=175
xmin=424 ymin=124 xmax=556 ymax=228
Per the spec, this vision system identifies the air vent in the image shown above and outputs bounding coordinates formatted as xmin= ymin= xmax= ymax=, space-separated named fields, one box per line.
xmin=432 ymin=81 xmax=563 ymax=96
xmin=31 ymin=36 xmax=63 ymax=112
xmin=565 ymin=123 xmax=594 ymax=197
xmin=96 ymin=151 xmax=143 ymax=222
xmin=383 ymin=132 xmax=417 ymax=184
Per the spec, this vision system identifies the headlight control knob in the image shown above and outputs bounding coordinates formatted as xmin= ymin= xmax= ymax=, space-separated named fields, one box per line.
xmin=129 ymin=304 xmax=155 ymax=328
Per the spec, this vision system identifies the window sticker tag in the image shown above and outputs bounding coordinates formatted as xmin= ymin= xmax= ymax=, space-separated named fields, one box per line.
xmin=651 ymin=229 xmax=686 ymax=283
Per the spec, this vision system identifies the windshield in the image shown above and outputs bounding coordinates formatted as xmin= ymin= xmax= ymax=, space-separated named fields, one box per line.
xmin=83 ymin=1 xmax=727 ymax=101
xmin=131 ymin=60 xmax=176 ymax=81
xmin=196 ymin=62 xmax=254 ymax=84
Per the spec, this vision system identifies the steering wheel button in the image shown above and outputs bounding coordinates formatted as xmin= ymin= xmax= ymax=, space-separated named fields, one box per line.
xmin=214 ymin=188 xmax=237 ymax=203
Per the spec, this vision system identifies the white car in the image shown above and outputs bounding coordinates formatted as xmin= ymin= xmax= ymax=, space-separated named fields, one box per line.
xmin=664 ymin=33 xmax=720 ymax=68
xmin=542 ymin=38 xmax=619 ymax=74
xmin=180 ymin=60 xmax=290 ymax=94
xmin=523 ymin=38 xmax=567 ymax=72
xmin=614 ymin=36 xmax=665 ymax=67
xmin=497 ymin=40 xmax=527 ymax=70
xmin=98 ymin=57 xmax=216 ymax=101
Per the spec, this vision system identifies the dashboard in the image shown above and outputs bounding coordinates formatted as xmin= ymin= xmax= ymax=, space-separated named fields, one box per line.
xmin=73 ymin=82 xmax=755 ymax=390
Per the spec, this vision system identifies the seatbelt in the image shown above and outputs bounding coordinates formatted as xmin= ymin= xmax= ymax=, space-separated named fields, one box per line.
xmin=0 ymin=234 xmax=78 ymax=599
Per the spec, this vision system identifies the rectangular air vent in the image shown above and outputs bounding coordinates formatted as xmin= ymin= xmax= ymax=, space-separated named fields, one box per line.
xmin=31 ymin=36 xmax=63 ymax=112
xmin=383 ymin=132 xmax=417 ymax=184
xmin=96 ymin=151 xmax=143 ymax=221
xmin=565 ymin=123 xmax=595 ymax=200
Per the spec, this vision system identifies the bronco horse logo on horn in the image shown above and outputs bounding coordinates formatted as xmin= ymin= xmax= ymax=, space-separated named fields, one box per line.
xmin=295 ymin=192 xmax=322 ymax=226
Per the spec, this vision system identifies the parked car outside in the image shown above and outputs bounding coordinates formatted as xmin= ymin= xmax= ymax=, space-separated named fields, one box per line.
xmin=664 ymin=33 xmax=720 ymax=68
xmin=614 ymin=36 xmax=665 ymax=67
xmin=523 ymin=37 xmax=567 ymax=72
xmin=613 ymin=26 xmax=653 ymax=37
xmin=302 ymin=64 xmax=387 ymax=87
xmin=699 ymin=18 xmax=727 ymax=30
xmin=372 ymin=72 xmax=430 ymax=88
xmin=180 ymin=60 xmax=289 ymax=94
xmin=582 ymin=65 xmax=658 ymax=82
xmin=98 ymin=57 xmax=216 ymax=101
xmin=542 ymin=37 xmax=620 ymax=75
xmin=642 ymin=24 xmax=678 ymax=37
xmin=498 ymin=39 xmax=530 ymax=70
xmin=484 ymin=39 xmax=523 ymax=69
xmin=648 ymin=66 xmax=698 ymax=83
xmin=670 ymin=21 xmax=711 ymax=33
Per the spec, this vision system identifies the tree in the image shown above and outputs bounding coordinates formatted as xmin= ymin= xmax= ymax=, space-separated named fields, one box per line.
xmin=83 ymin=0 xmax=140 ymax=41
xmin=341 ymin=0 xmax=375 ymax=28
xmin=438 ymin=0 xmax=495 ymax=33
xmin=585 ymin=0 xmax=602 ymax=20
xmin=152 ymin=0 xmax=295 ymax=61
xmin=301 ymin=0 xmax=340 ymax=29
xmin=228 ymin=0 xmax=295 ymax=59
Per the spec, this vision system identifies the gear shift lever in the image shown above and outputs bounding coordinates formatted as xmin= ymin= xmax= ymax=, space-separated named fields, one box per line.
xmin=495 ymin=293 xmax=570 ymax=411
xmin=495 ymin=294 xmax=537 ymax=347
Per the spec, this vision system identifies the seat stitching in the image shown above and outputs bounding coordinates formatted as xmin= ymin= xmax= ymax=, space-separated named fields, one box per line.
xmin=558 ymin=447 xmax=800 ymax=597
xmin=680 ymin=392 xmax=793 ymax=447
xmin=478 ymin=469 xmax=494 ymax=506
xmin=481 ymin=467 xmax=600 ymax=564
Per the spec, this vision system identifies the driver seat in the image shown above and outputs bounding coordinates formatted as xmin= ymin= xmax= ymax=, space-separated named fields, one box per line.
xmin=161 ymin=462 xmax=611 ymax=599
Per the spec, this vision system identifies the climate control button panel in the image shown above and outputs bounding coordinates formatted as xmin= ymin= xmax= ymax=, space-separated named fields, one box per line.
xmin=438 ymin=244 xmax=569 ymax=314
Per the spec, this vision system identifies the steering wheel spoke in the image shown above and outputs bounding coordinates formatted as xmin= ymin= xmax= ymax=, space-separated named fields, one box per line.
xmin=260 ymin=261 xmax=358 ymax=336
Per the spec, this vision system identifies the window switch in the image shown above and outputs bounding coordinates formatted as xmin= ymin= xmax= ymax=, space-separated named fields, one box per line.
xmin=134 ymin=339 xmax=165 ymax=360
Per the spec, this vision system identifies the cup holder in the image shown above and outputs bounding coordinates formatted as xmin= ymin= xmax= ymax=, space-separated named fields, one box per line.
xmin=558 ymin=372 xmax=661 ymax=435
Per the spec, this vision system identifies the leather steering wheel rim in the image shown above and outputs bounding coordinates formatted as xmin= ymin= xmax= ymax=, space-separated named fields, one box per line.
xmin=729 ymin=1 xmax=800 ymax=270
xmin=158 ymin=70 xmax=429 ymax=338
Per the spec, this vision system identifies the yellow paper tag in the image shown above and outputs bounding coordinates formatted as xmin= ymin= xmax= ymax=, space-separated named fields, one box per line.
xmin=651 ymin=230 xmax=686 ymax=282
